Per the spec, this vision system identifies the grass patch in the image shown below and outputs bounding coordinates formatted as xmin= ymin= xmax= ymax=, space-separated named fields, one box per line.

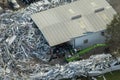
xmin=97 ymin=70 xmax=120 ymax=80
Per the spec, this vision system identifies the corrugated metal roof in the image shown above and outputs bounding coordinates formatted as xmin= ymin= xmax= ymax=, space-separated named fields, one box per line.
xmin=31 ymin=0 xmax=116 ymax=46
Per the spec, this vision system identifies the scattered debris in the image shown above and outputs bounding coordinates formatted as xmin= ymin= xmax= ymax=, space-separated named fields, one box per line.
xmin=103 ymin=76 xmax=107 ymax=80
xmin=0 ymin=0 xmax=120 ymax=80
xmin=0 ymin=0 xmax=77 ymax=79
xmin=6 ymin=35 xmax=16 ymax=45
xmin=29 ymin=54 xmax=120 ymax=79
xmin=8 ymin=0 xmax=20 ymax=9
xmin=92 ymin=77 xmax=97 ymax=80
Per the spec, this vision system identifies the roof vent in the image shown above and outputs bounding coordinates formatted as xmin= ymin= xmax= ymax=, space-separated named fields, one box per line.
xmin=94 ymin=8 xmax=104 ymax=13
xmin=71 ymin=15 xmax=81 ymax=20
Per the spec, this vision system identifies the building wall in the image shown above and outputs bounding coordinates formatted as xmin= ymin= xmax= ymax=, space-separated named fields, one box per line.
xmin=69 ymin=31 xmax=106 ymax=49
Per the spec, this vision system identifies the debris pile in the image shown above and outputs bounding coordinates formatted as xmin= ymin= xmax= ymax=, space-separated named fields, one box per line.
xmin=0 ymin=0 xmax=77 ymax=61
xmin=0 ymin=0 xmax=77 ymax=79
xmin=0 ymin=10 xmax=50 ymax=62
xmin=0 ymin=0 xmax=120 ymax=80
xmin=29 ymin=54 xmax=120 ymax=80
xmin=21 ymin=0 xmax=75 ymax=5
xmin=0 ymin=0 xmax=76 ymax=63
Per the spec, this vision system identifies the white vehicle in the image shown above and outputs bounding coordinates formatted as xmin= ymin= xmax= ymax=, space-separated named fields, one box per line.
xmin=8 ymin=0 xmax=20 ymax=9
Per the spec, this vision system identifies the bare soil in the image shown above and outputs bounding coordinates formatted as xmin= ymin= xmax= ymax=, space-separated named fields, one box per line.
xmin=0 ymin=0 xmax=11 ymax=9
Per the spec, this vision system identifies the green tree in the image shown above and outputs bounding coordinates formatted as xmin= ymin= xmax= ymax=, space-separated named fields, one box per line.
xmin=106 ymin=14 xmax=120 ymax=55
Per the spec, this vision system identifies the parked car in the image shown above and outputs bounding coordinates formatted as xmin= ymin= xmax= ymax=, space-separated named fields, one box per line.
xmin=8 ymin=0 xmax=20 ymax=9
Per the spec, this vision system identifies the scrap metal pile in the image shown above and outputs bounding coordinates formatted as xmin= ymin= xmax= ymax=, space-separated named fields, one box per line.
xmin=0 ymin=0 xmax=120 ymax=80
xmin=0 ymin=48 xmax=117 ymax=79
xmin=0 ymin=0 xmax=76 ymax=62
xmin=27 ymin=54 xmax=119 ymax=80
xmin=0 ymin=0 xmax=77 ymax=79
xmin=21 ymin=0 xmax=75 ymax=5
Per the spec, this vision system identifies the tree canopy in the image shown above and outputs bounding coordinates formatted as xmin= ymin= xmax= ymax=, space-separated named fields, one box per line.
xmin=106 ymin=14 xmax=120 ymax=54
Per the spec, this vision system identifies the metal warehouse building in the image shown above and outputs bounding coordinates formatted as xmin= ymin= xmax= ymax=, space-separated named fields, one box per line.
xmin=31 ymin=0 xmax=116 ymax=49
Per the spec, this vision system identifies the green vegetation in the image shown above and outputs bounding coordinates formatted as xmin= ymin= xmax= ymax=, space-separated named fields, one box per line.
xmin=77 ymin=44 xmax=107 ymax=55
xmin=66 ymin=44 xmax=107 ymax=62
xmin=96 ymin=70 xmax=120 ymax=80
xmin=106 ymin=14 xmax=120 ymax=55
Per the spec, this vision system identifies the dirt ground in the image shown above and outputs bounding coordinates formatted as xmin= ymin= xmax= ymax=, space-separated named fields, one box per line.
xmin=0 ymin=0 xmax=10 ymax=9
xmin=80 ymin=47 xmax=107 ymax=59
